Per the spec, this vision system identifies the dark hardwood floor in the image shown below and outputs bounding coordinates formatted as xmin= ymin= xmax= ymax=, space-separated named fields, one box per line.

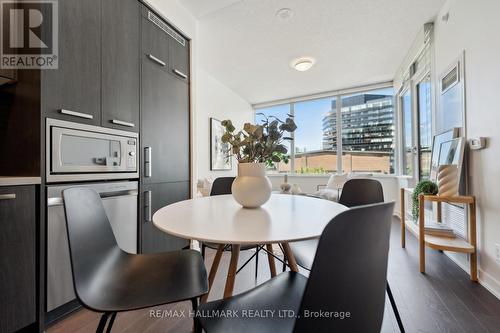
xmin=47 ymin=218 xmax=500 ymax=333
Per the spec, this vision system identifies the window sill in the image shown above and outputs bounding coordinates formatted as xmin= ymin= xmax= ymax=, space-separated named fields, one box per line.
xmin=266 ymin=173 xmax=401 ymax=179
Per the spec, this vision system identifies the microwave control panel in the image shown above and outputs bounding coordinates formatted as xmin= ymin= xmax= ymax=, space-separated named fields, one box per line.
xmin=126 ymin=139 xmax=137 ymax=171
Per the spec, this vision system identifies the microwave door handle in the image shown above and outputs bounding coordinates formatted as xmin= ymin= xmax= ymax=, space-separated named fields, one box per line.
xmin=144 ymin=147 xmax=152 ymax=178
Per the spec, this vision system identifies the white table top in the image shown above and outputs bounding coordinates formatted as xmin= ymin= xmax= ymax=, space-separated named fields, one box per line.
xmin=153 ymin=194 xmax=347 ymax=245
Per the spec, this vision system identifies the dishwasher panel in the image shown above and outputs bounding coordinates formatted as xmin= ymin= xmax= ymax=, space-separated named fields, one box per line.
xmin=46 ymin=181 xmax=138 ymax=311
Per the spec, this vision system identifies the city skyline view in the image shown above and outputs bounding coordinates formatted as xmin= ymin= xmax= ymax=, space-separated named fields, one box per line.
xmin=255 ymin=87 xmax=396 ymax=174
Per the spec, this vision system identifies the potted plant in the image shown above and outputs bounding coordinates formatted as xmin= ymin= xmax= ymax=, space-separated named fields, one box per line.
xmin=221 ymin=114 xmax=297 ymax=208
xmin=412 ymin=180 xmax=438 ymax=221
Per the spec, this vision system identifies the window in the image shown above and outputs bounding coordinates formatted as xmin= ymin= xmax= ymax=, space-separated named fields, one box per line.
xmin=417 ymin=74 xmax=432 ymax=179
xmin=254 ymin=84 xmax=396 ymax=175
xmin=400 ymin=89 xmax=413 ymax=176
xmin=294 ymin=97 xmax=336 ymax=174
xmin=341 ymin=88 xmax=395 ymax=174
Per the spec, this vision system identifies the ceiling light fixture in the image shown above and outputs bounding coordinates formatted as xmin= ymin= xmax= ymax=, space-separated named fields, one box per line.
xmin=276 ymin=8 xmax=293 ymax=21
xmin=291 ymin=57 xmax=315 ymax=72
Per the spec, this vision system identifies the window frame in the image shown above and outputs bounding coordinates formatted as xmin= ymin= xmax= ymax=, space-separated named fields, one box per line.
xmin=253 ymin=81 xmax=396 ymax=175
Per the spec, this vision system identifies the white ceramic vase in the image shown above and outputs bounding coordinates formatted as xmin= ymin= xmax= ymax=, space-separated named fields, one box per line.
xmin=437 ymin=165 xmax=459 ymax=197
xmin=232 ymin=163 xmax=272 ymax=208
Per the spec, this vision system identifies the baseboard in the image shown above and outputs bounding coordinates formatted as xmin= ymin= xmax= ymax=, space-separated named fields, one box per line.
xmin=478 ymin=268 xmax=500 ymax=300
xmin=443 ymin=251 xmax=500 ymax=301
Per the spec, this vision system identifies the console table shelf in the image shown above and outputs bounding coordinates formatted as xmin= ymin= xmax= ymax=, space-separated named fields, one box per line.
xmin=400 ymin=188 xmax=477 ymax=281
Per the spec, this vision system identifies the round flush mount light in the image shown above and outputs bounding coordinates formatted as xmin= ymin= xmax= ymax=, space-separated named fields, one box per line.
xmin=276 ymin=8 xmax=293 ymax=21
xmin=291 ymin=57 xmax=315 ymax=72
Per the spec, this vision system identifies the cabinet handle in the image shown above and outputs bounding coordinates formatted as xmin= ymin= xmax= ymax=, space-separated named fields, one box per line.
xmin=173 ymin=69 xmax=187 ymax=79
xmin=144 ymin=147 xmax=152 ymax=178
xmin=60 ymin=109 xmax=94 ymax=119
xmin=111 ymin=119 xmax=135 ymax=128
xmin=0 ymin=193 xmax=16 ymax=200
xmin=144 ymin=191 xmax=152 ymax=222
xmin=147 ymin=54 xmax=166 ymax=67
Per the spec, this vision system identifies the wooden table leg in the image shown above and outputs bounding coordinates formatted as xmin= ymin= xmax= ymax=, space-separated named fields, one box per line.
xmin=266 ymin=244 xmax=277 ymax=278
xmin=419 ymin=194 xmax=426 ymax=274
xmin=281 ymin=243 xmax=299 ymax=272
xmin=223 ymin=244 xmax=241 ymax=298
xmin=200 ymin=244 xmax=224 ymax=304
xmin=469 ymin=200 xmax=478 ymax=282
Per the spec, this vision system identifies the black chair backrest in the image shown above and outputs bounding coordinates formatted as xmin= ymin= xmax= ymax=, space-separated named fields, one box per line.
xmin=339 ymin=178 xmax=384 ymax=207
xmin=62 ymin=187 xmax=121 ymax=306
xmin=210 ymin=177 xmax=235 ymax=196
xmin=294 ymin=202 xmax=395 ymax=332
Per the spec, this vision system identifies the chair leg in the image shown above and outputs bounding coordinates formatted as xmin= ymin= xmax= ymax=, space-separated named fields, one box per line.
xmin=255 ymin=247 xmax=259 ymax=282
xmin=191 ymin=298 xmax=201 ymax=333
xmin=279 ymin=243 xmax=287 ymax=272
xmin=105 ymin=313 xmax=117 ymax=333
xmin=201 ymin=243 xmax=206 ymax=260
xmin=96 ymin=313 xmax=110 ymax=333
xmin=386 ymin=283 xmax=405 ymax=333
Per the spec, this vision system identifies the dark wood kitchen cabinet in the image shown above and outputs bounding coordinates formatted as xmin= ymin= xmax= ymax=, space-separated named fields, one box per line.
xmin=41 ymin=0 xmax=101 ymax=125
xmin=101 ymin=0 xmax=140 ymax=132
xmin=141 ymin=182 xmax=189 ymax=253
xmin=0 ymin=186 xmax=36 ymax=332
xmin=141 ymin=13 xmax=170 ymax=73
xmin=169 ymin=38 xmax=190 ymax=82
xmin=141 ymin=58 xmax=190 ymax=184
xmin=140 ymin=8 xmax=190 ymax=254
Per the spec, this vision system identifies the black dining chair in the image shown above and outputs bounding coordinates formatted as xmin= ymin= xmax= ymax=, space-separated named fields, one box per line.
xmin=290 ymin=178 xmax=385 ymax=269
xmin=196 ymin=202 xmax=395 ymax=332
xmin=62 ymin=187 xmax=208 ymax=333
xmin=200 ymin=177 xmax=262 ymax=280
xmin=289 ymin=178 xmax=405 ymax=332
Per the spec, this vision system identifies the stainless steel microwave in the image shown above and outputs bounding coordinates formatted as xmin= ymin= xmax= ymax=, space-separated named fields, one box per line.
xmin=46 ymin=118 xmax=138 ymax=182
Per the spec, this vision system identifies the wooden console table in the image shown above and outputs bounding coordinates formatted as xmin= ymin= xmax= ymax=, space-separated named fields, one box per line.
xmin=400 ymin=188 xmax=477 ymax=281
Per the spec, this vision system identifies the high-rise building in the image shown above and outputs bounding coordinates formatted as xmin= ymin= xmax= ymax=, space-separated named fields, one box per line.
xmin=322 ymin=94 xmax=394 ymax=152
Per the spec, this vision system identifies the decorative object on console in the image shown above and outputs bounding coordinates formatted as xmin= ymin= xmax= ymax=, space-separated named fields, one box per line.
xmin=210 ymin=118 xmax=232 ymax=171
xmin=220 ymin=115 xmax=297 ymax=208
xmin=412 ymin=180 xmax=438 ymax=221
xmin=424 ymin=222 xmax=455 ymax=238
xmin=430 ymin=128 xmax=459 ymax=180
xmin=290 ymin=183 xmax=302 ymax=195
xmin=280 ymin=174 xmax=291 ymax=193
xmin=437 ymin=165 xmax=459 ymax=197
xmin=437 ymin=137 xmax=465 ymax=195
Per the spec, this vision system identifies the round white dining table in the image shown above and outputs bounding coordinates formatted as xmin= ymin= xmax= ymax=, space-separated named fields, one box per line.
xmin=153 ymin=193 xmax=347 ymax=301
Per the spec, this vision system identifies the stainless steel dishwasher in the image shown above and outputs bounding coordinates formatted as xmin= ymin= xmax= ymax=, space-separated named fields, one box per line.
xmin=46 ymin=181 xmax=138 ymax=312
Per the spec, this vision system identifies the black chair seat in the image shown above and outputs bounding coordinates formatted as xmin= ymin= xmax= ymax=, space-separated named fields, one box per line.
xmin=78 ymin=249 xmax=208 ymax=313
xmin=198 ymin=272 xmax=307 ymax=333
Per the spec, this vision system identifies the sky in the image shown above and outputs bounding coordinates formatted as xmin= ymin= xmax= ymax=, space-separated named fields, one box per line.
xmin=256 ymin=88 xmax=394 ymax=153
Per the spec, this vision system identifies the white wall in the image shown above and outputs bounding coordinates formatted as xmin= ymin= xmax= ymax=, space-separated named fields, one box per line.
xmin=434 ymin=0 xmax=500 ymax=298
xmin=145 ymin=0 xmax=253 ymax=193
xmin=195 ymin=68 xmax=254 ymax=181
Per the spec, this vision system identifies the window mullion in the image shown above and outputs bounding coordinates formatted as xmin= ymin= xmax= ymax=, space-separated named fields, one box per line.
xmin=290 ymin=103 xmax=295 ymax=175
xmin=336 ymin=95 xmax=342 ymax=174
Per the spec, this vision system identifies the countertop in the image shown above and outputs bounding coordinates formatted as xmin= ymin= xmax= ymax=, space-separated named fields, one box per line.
xmin=0 ymin=177 xmax=41 ymax=187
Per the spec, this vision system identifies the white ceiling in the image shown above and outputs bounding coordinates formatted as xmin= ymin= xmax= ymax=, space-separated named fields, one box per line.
xmin=181 ymin=0 xmax=445 ymax=104
xmin=181 ymin=0 xmax=243 ymax=18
